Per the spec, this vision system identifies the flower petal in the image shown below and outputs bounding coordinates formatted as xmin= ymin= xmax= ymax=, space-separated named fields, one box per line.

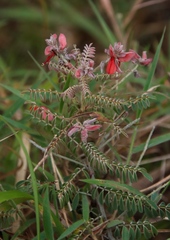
xmin=44 ymin=46 xmax=52 ymax=55
xmin=106 ymin=57 xmax=117 ymax=74
xmin=85 ymin=124 xmax=102 ymax=131
xmin=138 ymin=51 xmax=152 ymax=66
xmin=119 ymin=51 xmax=136 ymax=62
xmin=139 ymin=58 xmax=152 ymax=66
xmin=81 ymin=129 xmax=88 ymax=142
xmin=68 ymin=124 xmax=81 ymax=137
xmin=59 ymin=33 xmax=67 ymax=50
xmin=83 ymin=118 xmax=97 ymax=126
xmin=43 ymin=51 xmax=56 ymax=65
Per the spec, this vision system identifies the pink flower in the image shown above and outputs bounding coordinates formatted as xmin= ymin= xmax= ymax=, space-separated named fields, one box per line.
xmin=43 ymin=33 xmax=67 ymax=65
xmin=138 ymin=51 xmax=152 ymax=66
xmin=58 ymin=33 xmax=67 ymax=50
xmin=105 ymin=43 xmax=136 ymax=74
xmin=75 ymin=59 xmax=95 ymax=79
xmin=31 ymin=106 xmax=54 ymax=122
xmin=68 ymin=118 xmax=102 ymax=142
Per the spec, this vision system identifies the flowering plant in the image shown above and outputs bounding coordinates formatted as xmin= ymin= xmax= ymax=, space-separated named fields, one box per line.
xmin=23 ymin=32 xmax=169 ymax=240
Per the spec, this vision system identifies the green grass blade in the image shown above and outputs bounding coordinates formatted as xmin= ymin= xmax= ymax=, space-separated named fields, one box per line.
xmin=1 ymin=116 xmax=30 ymax=131
xmin=88 ymin=0 xmax=116 ymax=44
xmin=132 ymin=133 xmax=170 ymax=154
xmin=0 ymin=83 xmax=29 ymax=101
xmin=144 ymin=27 xmax=166 ymax=91
xmin=107 ymin=220 xmax=124 ymax=229
xmin=57 ymin=219 xmax=85 ymax=240
xmin=0 ymin=116 xmax=41 ymax=240
xmin=0 ymin=190 xmax=33 ymax=203
xmin=0 ymin=98 xmax=25 ymax=130
xmin=43 ymin=186 xmax=54 ymax=240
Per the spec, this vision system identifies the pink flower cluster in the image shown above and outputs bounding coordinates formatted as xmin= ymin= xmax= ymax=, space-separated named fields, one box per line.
xmin=68 ymin=118 xmax=102 ymax=142
xmin=105 ymin=43 xmax=152 ymax=74
xmin=43 ymin=33 xmax=152 ymax=77
xmin=43 ymin=33 xmax=67 ymax=65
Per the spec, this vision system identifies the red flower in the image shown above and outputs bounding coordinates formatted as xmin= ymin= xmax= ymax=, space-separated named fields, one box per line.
xmin=105 ymin=43 xmax=136 ymax=74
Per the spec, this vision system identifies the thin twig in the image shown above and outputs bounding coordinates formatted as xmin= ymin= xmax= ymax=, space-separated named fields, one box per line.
xmin=137 ymin=126 xmax=155 ymax=167
xmin=123 ymin=0 xmax=144 ymax=28
xmin=141 ymin=174 xmax=170 ymax=193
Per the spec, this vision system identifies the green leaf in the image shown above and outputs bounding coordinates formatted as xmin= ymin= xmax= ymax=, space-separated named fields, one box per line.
xmin=126 ymin=197 xmax=132 ymax=212
xmin=113 ymin=194 xmax=118 ymax=210
xmin=114 ymin=226 xmax=121 ymax=238
xmin=143 ymin=225 xmax=151 ymax=239
xmin=0 ymin=190 xmax=33 ymax=204
xmin=144 ymin=206 xmax=153 ymax=218
xmin=122 ymin=226 xmax=130 ymax=240
xmin=137 ymin=199 xmax=143 ymax=213
xmin=81 ymin=179 xmax=157 ymax=210
xmin=128 ymin=171 xmax=135 ymax=183
xmin=82 ymin=194 xmax=89 ymax=221
xmin=159 ymin=208 xmax=165 ymax=218
xmin=81 ymin=179 xmax=144 ymax=197
xmin=57 ymin=219 xmax=85 ymax=240
xmin=1 ymin=115 xmax=31 ymax=131
xmin=135 ymin=225 xmax=141 ymax=239
xmin=122 ymin=169 xmax=127 ymax=183
xmin=119 ymin=196 xmax=124 ymax=211
xmin=144 ymin=27 xmax=166 ymax=91
xmin=72 ymin=193 xmax=80 ymax=211
xmin=0 ymin=98 xmax=25 ymax=130
xmin=0 ymin=83 xmax=29 ymax=101
xmin=43 ymin=186 xmax=54 ymax=240
xmin=132 ymin=133 xmax=170 ymax=154
xmin=98 ymin=190 xmax=105 ymax=205
xmin=131 ymin=198 xmax=137 ymax=214
xmin=138 ymin=168 xmax=153 ymax=182
xmin=150 ymin=224 xmax=158 ymax=237
xmin=129 ymin=226 xmax=135 ymax=240
xmin=166 ymin=210 xmax=170 ymax=220
xmin=107 ymin=220 xmax=124 ymax=229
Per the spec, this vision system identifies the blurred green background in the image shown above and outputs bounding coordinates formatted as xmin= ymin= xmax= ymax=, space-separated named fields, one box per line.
xmin=0 ymin=0 xmax=170 ymax=72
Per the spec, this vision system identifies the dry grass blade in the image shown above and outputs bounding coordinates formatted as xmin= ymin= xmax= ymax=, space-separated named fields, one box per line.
xmin=100 ymin=0 xmax=124 ymax=43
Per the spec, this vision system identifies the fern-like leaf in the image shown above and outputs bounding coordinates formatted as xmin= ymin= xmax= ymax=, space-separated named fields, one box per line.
xmin=108 ymin=220 xmax=158 ymax=240
xmin=79 ymin=77 xmax=91 ymax=97
xmin=82 ymin=142 xmax=149 ymax=183
xmin=61 ymin=85 xmax=82 ymax=99
xmin=57 ymin=168 xmax=84 ymax=208
xmin=81 ymin=142 xmax=113 ymax=174
xmin=24 ymin=88 xmax=60 ymax=102
xmin=82 ymin=43 xmax=95 ymax=64
xmin=85 ymin=94 xmax=127 ymax=110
